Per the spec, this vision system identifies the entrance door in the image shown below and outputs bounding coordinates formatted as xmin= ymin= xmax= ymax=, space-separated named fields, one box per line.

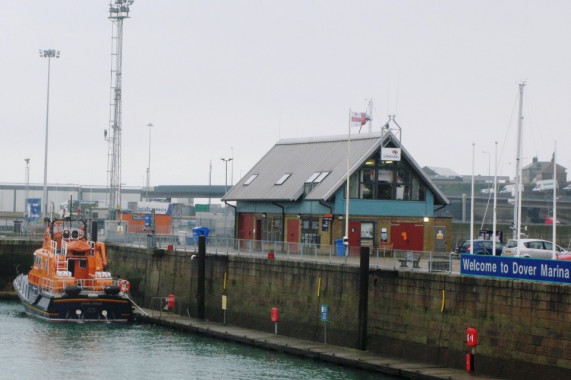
xmin=238 ymin=213 xmax=255 ymax=250
xmin=287 ymin=219 xmax=300 ymax=254
xmin=348 ymin=221 xmax=360 ymax=255
xmin=391 ymin=222 xmax=424 ymax=251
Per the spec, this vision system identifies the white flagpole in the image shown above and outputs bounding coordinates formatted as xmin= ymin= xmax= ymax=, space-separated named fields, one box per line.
xmin=470 ymin=143 xmax=475 ymax=254
xmin=552 ymin=141 xmax=557 ymax=259
xmin=493 ymin=141 xmax=497 ymax=255
xmin=345 ymin=109 xmax=351 ymax=253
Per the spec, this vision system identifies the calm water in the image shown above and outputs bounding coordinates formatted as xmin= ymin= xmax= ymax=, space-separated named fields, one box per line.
xmin=0 ymin=301 xmax=393 ymax=379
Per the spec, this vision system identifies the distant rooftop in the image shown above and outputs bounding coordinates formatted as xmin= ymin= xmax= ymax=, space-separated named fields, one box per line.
xmin=423 ymin=166 xmax=460 ymax=178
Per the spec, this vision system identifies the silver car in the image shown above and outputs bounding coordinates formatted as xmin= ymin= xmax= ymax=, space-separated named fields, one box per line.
xmin=502 ymin=239 xmax=568 ymax=259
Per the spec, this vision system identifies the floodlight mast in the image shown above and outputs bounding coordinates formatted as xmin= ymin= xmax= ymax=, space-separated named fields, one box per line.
xmin=39 ymin=49 xmax=60 ymax=221
xmin=106 ymin=0 xmax=133 ymax=216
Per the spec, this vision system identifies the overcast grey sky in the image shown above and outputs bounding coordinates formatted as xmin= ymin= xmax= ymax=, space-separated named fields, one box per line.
xmin=1 ymin=1 xmax=570 ymax=188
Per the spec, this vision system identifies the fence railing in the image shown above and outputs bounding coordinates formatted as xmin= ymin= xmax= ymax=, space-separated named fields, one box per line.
xmin=104 ymin=231 xmax=457 ymax=273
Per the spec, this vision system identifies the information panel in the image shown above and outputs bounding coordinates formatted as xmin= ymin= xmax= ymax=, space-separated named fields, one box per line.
xmin=461 ymin=254 xmax=571 ymax=284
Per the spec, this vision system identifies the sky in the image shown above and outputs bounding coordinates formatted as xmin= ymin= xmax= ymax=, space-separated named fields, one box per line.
xmin=1 ymin=1 xmax=570 ymax=189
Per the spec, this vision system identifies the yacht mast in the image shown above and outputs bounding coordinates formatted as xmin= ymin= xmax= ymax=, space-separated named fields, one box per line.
xmin=513 ymin=82 xmax=525 ymax=240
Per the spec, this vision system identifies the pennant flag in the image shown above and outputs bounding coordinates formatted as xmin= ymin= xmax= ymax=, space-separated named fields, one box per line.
xmin=350 ymin=112 xmax=371 ymax=127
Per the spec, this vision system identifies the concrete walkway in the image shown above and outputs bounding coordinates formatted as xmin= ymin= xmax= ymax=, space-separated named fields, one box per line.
xmin=137 ymin=307 xmax=501 ymax=380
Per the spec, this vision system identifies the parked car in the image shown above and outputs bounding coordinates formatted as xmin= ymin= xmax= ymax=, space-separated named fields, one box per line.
xmin=455 ymin=240 xmax=503 ymax=256
xmin=502 ymin=239 xmax=569 ymax=259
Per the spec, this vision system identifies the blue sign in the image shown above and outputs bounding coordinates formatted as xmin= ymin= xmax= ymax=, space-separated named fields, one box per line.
xmin=461 ymin=254 xmax=571 ymax=284
xmin=144 ymin=214 xmax=152 ymax=226
xmin=320 ymin=304 xmax=328 ymax=322
xmin=27 ymin=198 xmax=41 ymax=221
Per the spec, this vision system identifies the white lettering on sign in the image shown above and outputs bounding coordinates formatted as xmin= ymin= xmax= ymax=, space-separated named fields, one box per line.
xmin=541 ymin=264 xmax=570 ymax=279
xmin=381 ymin=147 xmax=401 ymax=161
xmin=512 ymin=262 xmax=537 ymax=276
xmin=462 ymin=258 xmax=498 ymax=273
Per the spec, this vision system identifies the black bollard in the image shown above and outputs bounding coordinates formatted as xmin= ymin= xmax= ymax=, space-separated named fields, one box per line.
xmin=197 ymin=235 xmax=206 ymax=320
xmin=358 ymin=246 xmax=369 ymax=350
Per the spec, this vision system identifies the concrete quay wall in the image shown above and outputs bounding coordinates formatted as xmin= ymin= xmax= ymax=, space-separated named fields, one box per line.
xmin=1 ymin=240 xmax=570 ymax=378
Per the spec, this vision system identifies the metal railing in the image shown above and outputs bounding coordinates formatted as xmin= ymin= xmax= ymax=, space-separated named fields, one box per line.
xmin=104 ymin=231 xmax=458 ymax=273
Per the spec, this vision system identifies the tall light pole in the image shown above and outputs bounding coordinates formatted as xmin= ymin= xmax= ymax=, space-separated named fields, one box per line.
xmin=39 ymin=49 xmax=60 ymax=221
xmin=231 ymin=147 xmax=234 ymax=186
xmin=146 ymin=122 xmax=153 ymax=201
xmin=220 ymin=158 xmax=233 ymax=194
xmin=107 ymin=0 xmax=134 ymax=215
xmin=24 ymin=158 xmax=30 ymax=221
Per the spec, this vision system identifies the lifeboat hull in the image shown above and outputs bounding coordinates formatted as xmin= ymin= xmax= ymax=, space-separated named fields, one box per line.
xmin=13 ymin=274 xmax=133 ymax=322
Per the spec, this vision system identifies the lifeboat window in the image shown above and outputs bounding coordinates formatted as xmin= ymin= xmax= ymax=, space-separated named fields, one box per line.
xmin=79 ymin=259 xmax=87 ymax=269
xmin=71 ymin=230 xmax=79 ymax=239
xmin=63 ymin=230 xmax=70 ymax=239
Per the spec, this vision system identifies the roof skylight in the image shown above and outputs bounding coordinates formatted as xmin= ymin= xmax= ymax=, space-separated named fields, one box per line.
xmin=275 ymin=173 xmax=291 ymax=185
xmin=243 ymin=174 xmax=258 ymax=185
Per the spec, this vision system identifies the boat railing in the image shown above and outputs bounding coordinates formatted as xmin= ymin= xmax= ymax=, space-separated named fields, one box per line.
xmin=38 ymin=271 xmax=122 ymax=293
xmin=50 ymin=240 xmax=59 ymax=255
xmin=39 ymin=276 xmax=71 ymax=293
xmin=76 ymin=272 xmax=118 ymax=291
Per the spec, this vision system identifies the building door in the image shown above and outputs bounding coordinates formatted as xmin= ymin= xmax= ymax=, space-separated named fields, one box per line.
xmin=348 ymin=221 xmax=360 ymax=255
xmin=238 ymin=213 xmax=255 ymax=250
xmin=434 ymin=226 xmax=446 ymax=252
xmin=391 ymin=222 xmax=424 ymax=251
xmin=238 ymin=213 xmax=254 ymax=240
xmin=287 ymin=219 xmax=300 ymax=254
xmin=256 ymin=219 xmax=262 ymax=241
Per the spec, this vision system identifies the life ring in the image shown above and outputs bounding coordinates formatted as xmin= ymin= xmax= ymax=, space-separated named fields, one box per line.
xmin=119 ymin=280 xmax=130 ymax=293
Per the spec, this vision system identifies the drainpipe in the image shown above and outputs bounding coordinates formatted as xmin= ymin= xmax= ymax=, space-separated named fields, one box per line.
xmin=272 ymin=202 xmax=285 ymax=242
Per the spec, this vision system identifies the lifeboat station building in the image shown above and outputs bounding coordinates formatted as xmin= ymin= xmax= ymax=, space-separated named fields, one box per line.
xmin=222 ymin=132 xmax=451 ymax=254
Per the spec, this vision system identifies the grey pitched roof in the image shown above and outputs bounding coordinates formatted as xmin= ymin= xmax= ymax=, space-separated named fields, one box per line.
xmin=222 ymin=132 xmax=449 ymax=206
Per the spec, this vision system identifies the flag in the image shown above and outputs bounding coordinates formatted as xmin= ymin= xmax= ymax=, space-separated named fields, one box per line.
xmin=350 ymin=112 xmax=371 ymax=127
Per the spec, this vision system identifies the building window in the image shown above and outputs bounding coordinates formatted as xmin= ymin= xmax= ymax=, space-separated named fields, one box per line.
xmin=263 ymin=216 xmax=283 ymax=242
xmin=301 ymin=216 xmax=320 ymax=245
xmin=305 ymin=171 xmax=331 ymax=195
xmin=346 ymin=152 xmax=426 ymax=201
xmin=244 ymin=174 xmax=258 ymax=185
xmin=275 ymin=173 xmax=291 ymax=185
xmin=314 ymin=171 xmax=330 ymax=183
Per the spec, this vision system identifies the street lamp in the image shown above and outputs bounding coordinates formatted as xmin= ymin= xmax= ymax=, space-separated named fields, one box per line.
xmin=146 ymin=122 xmax=153 ymax=201
xmin=24 ymin=158 xmax=30 ymax=222
xmin=39 ymin=49 xmax=60 ymax=221
xmin=220 ymin=157 xmax=233 ymax=194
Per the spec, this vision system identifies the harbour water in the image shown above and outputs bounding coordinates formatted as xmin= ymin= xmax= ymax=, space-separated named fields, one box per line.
xmin=0 ymin=301 xmax=393 ymax=379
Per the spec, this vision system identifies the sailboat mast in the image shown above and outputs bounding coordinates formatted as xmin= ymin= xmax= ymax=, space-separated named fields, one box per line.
xmin=552 ymin=141 xmax=557 ymax=258
xmin=513 ymin=82 xmax=525 ymax=240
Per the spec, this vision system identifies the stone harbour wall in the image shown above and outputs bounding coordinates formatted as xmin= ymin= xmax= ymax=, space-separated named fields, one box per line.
xmin=2 ymin=240 xmax=570 ymax=378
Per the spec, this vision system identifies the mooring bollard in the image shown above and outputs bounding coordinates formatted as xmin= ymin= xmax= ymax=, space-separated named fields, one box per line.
xmin=167 ymin=294 xmax=175 ymax=309
xmin=466 ymin=327 xmax=478 ymax=372
xmin=271 ymin=307 xmax=279 ymax=334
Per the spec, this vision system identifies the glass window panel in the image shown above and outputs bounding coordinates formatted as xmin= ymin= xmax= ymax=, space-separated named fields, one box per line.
xmin=306 ymin=172 xmax=320 ymax=183
xmin=275 ymin=173 xmax=291 ymax=185
xmin=314 ymin=171 xmax=330 ymax=183
xmin=244 ymin=174 xmax=258 ymax=185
